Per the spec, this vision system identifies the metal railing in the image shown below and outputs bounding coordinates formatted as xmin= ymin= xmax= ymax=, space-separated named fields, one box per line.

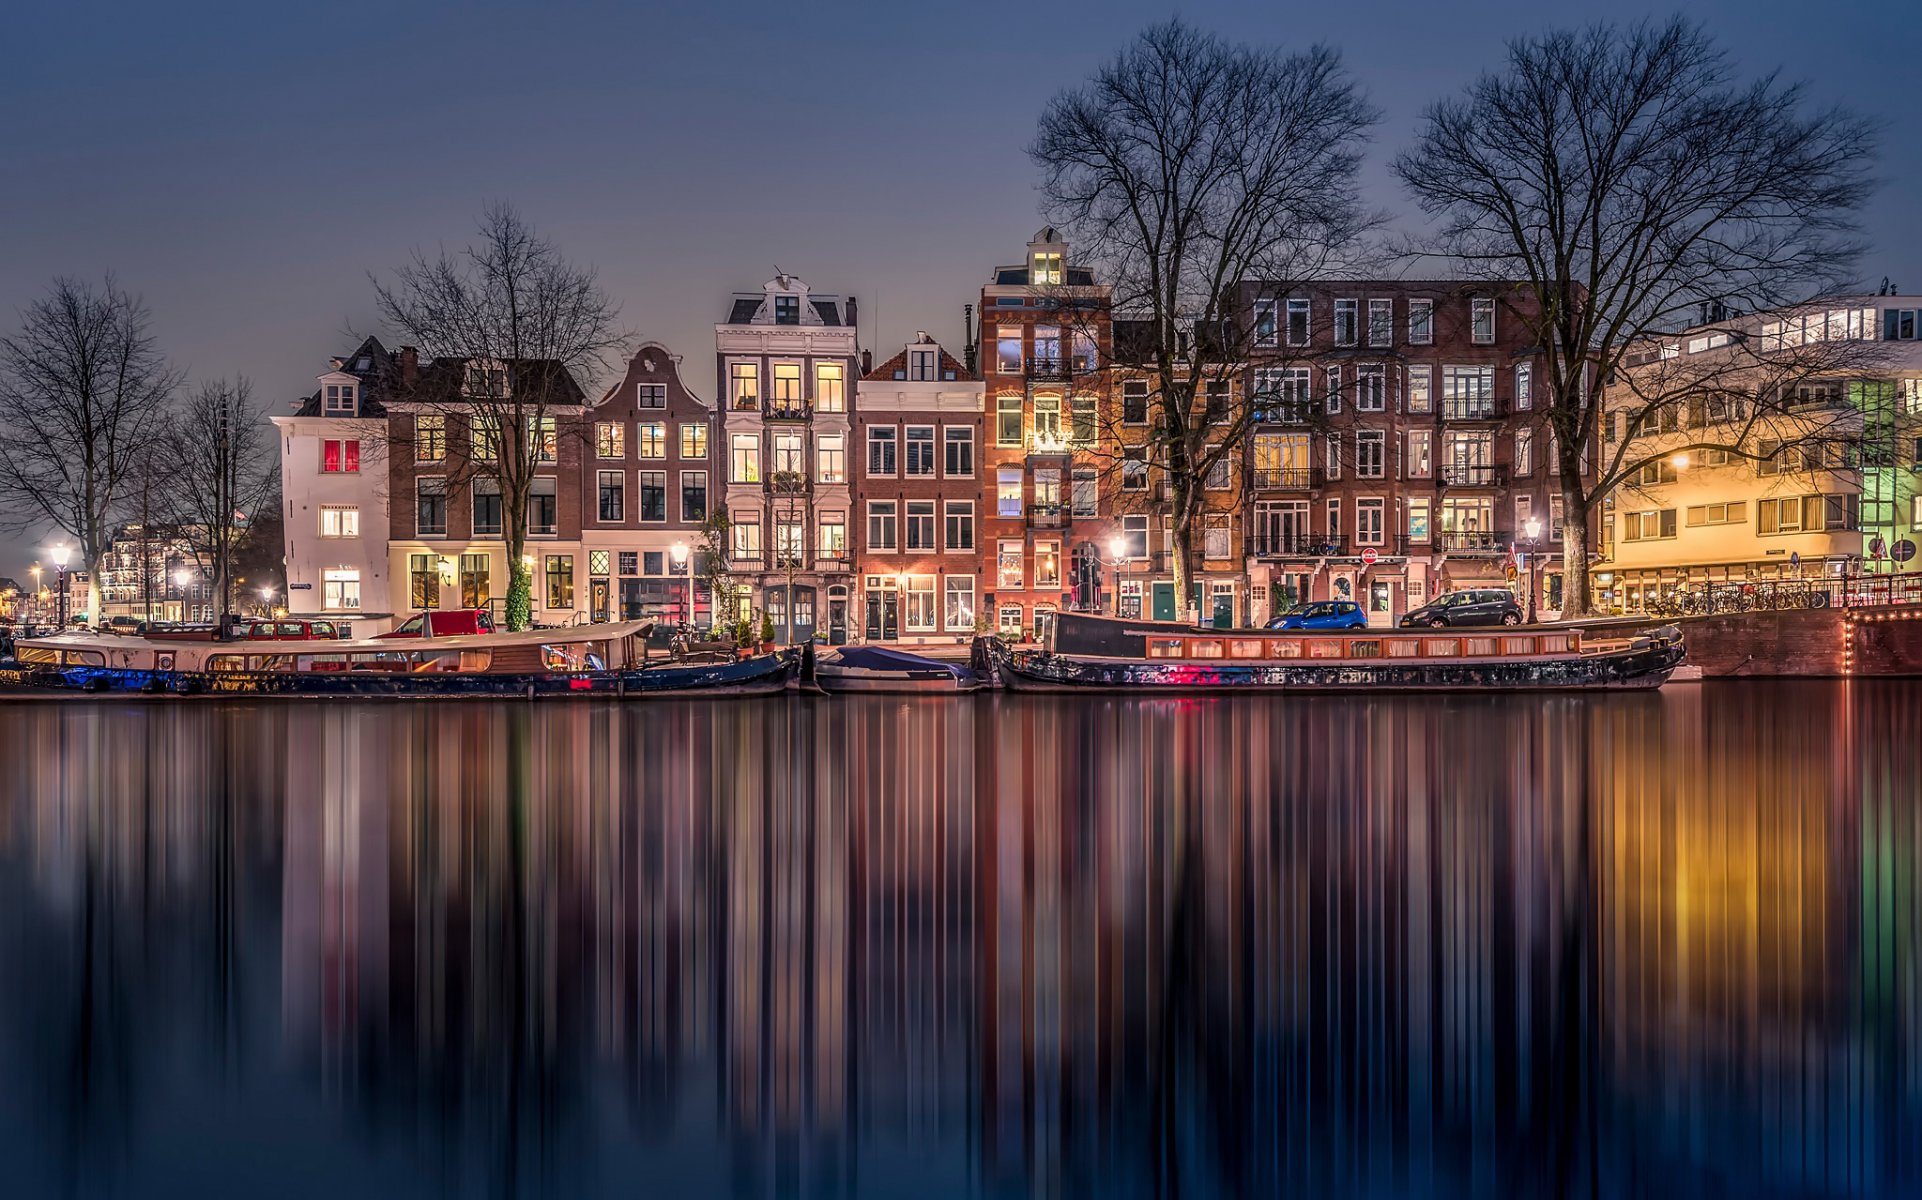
xmin=1439 ymin=464 xmax=1506 ymax=487
xmin=763 ymin=402 xmax=811 ymax=421
xmin=1250 ymin=534 xmax=1346 ymax=558
xmin=1027 ymin=503 xmax=1069 ymax=530
xmin=1252 ymin=467 xmax=1314 ymax=490
xmin=1440 ymin=399 xmax=1507 ymax=420
xmin=1437 ymin=530 xmax=1511 ymax=553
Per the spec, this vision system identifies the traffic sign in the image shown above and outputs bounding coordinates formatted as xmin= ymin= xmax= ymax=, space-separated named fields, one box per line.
xmin=1789 ymin=551 xmax=1801 ymax=569
xmin=1894 ymin=539 xmax=1917 ymax=564
xmin=1361 ymin=547 xmax=1379 ymax=565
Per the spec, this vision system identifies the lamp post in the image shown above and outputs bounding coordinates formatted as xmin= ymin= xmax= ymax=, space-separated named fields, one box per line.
xmin=28 ymin=563 xmax=42 ymax=627
xmin=670 ymin=541 xmax=690 ymax=627
xmin=259 ymin=585 xmax=276 ymax=616
xmin=1522 ymin=516 xmax=1542 ymax=625
xmin=1107 ymin=534 xmax=1126 ymax=617
xmin=50 ymin=545 xmax=71 ymax=627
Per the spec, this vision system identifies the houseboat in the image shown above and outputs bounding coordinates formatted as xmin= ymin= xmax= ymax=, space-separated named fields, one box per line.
xmin=808 ymin=645 xmax=985 ymax=695
xmin=0 ymin=621 xmax=797 ymax=699
xmin=979 ymin=612 xmax=1686 ymax=693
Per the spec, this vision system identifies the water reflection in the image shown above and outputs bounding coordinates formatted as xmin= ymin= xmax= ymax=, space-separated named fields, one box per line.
xmin=1 ymin=685 xmax=1919 ymax=1198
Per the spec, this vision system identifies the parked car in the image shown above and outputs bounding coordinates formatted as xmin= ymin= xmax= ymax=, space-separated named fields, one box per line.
xmin=377 ymin=609 xmax=497 ymax=639
xmin=1400 ymin=588 xmax=1524 ymax=628
xmin=1265 ymin=600 xmax=1369 ymax=631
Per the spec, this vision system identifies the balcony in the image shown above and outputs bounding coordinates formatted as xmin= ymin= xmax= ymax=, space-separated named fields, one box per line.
xmin=814 ymin=554 xmax=852 ymax=573
xmin=764 ymin=471 xmax=810 ymax=495
xmin=1440 ymin=399 xmax=1507 ymax=421
xmin=1027 ymin=428 xmax=1074 ymax=455
xmin=763 ymin=401 xmax=811 ymax=421
xmin=1027 ymin=503 xmax=1069 ymax=530
xmin=1251 ymin=534 xmax=1346 ymax=559
xmin=1024 ymin=357 xmax=1070 ymax=382
xmin=1253 ymin=467 xmax=1315 ymax=490
xmin=731 ymin=394 xmax=759 ymax=412
xmin=1438 ymin=530 xmax=1511 ymax=554
xmin=1439 ymin=464 xmax=1507 ymax=487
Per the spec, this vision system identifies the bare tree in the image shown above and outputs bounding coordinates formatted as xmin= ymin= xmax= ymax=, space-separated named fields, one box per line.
xmin=1031 ymin=20 xmax=1376 ymax=613
xmin=373 ymin=204 xmax=625 ymax=629
xmin=1395 ymin=18 xmax=1877 ymax=615
xmin=158 ymin=378 xmax=281 ymax=621
xmin=0 ymin=277 xmax=179 ymax=582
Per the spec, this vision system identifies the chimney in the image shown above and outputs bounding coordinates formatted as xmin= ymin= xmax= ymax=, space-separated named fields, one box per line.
xmin=860 ymin=348 xmax=873 ymax=376
xmin=963 ymin=303 xmax=977 ymax=376
xmin=845 ymin=295 xmax=858 ymax=336
xmin=400 ymin=345 xmax=420 ymax=384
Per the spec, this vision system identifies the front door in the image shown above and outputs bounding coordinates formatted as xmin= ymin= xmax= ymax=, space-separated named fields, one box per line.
xmin=590 ymin=578 xmax=610 ymax=623
xmin=865 ymin=592 xmax=899 ymax=640
xmin=1151 ymin=581 xmax=1176 ymax=622
xmin=1212 ymin=590 xmax=1234 ymax=629
xmin=827 ymin=598 xmax=848 ymax=645
xmin=790 ymin=585 xmax=817 ymax=643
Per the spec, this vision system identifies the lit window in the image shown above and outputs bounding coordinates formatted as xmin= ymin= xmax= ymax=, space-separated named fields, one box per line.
xmin=680 ymin=422 xmax=707 ymax=458
xmin=637 ymin=422 xmax=666 ymax=459
xmin=1032 ymin=252 xmax=1063 ymax=285
xmin=1471 ymin=298 xmax=1495 ymax=344
xmin=319 ymin=505 xmax=359 ymax=538
xmin=415 ymin=415 xmax=445 ymax=461
xmin=596 ymin=422 xmax=625 ymax=459
xmin=322 ymin=568 xmax=360 ymax=611
xmin=815 ymin=363 xmax=845 ymax=411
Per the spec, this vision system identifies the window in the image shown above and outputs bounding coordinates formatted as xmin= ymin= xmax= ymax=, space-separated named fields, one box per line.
xmin=681 ymin=422 xmax=707 ymax=459
xmin=1254 ymin=300 xmax=1278 ymax=346
xmin=319 ymin=505 xmax=359 ymax=538
xmin=596 ymin=422 xmax=625 ymax=459
xmin=460 ymin=554 xmax=489 ymax=609
xmin=527 ymin=478 xmax=559 ymax=535
xmin=1325 ymin=498 xmax=1342 ymax=542
xmin=945 ymin=577 xmax=976 ymax=632
xmin=867 ymin=502 xmax=897 ymax=552
xmin=1886 ymin=309 xmax=1920 ymax=341
xmin=867 ymin=426 xmax=897 ymax=476
xmin=774 ymin=295 xmax=800 ymax=325
xmin=416 ymin=414 xmax=446 ymax=461
xmin=810 ymin=433 xmax=844 ymax=484
xmin=999 ymin=603 xmax=1025 ymax=634
xmin=998 ymin=467 xmax=1025 ymax=516
xmin=1514 ymin=364 xmax=1532 ymax=411
xmin=409 ymin=553 xmax=440 ymax=609
xmin=1408 ymin=299 xmax=1433 ymax=345
xmin=771 ymin=431 xmax=804 ymax=476
xmin=1406 ymin=365 xmax=1433 ymax=414
xmin=1356 ymin=431 xmax=1385 ymax=478
xmin=1121 ymin=515 xmax=1149 ymax=559
xmin=545 ymin=556 xmax=574 ymax=609
xmin=943 ymin=426 xmax=974 ymax=477
xmin=322 ymin=568 xmax=360 ymax=611
xmin=1205 ymin=448 xmax=1232 ymax=490
xmin=771 ymin=362 xmax=803 ymax=408
xmin=637 ymin=423 xmax=665 ymax=459
xmin=1032 ymin=251 xmax=1063 ymax=285
xmin=1441 ymin=366 xmax=1496 ymax=418
xmin=818 ymin=512 xmax=846 ymax=559
xmin=1356 ymin=499 xmax=1385 ymax=546
xmin=732 ymin=514 xmax=762 ymax=561
xmin=1514 ymin=494 xmax=1534 ymax=535
xmin=1205 ymin=516 xmax=1231 ymax=560
xmin=1032 ymin=394 xmax=1062 ymax=446
xmin=905 ymin=501 xmax=937 ymax=551
xmin=903 ymin=575 xmax=938 ymax=632
xmin=415 ymin=478 xmax=447 ymax=536
xmin=320 ymin=438 xmax=360 ymax=473
xmin=1334 ymin=299 xmax=1358 ymax=346
xmin=1356 ymin=365 xmax=1385 ymax=412
xmin=908 ymin=347 xmax=937 ymax=381
xmin=589 ymin=550 xmax=610 ymax=578
xmin=1515 ymin=429 xmax=1533 ymax=476
xmin=1122 ymin=381 xmax=1149 ymax=424
xmin=944 ymin=501 xmax=975 ymax=552
xmin=1622 ymin=509 xmax=1678 ymax=540
xmin=470 ymin=416 xmax=498 ymax=461
xmin=681 ymin=470 xmax=707 ymax=522
xmin=1285 ymin=299 xmax=1310 ymax=346
xmin=598 ymin=470 xmax=625 ymax=522
xmin=1325 ymin=434 xmax=1341 ymax=480
xmin=636 ymin=383 xmax=665 ymax=409
xmin=1686 ymin=502 xmax=1747 ymax=527
xmin=1071 ymin=467 xmax=1098 ymax=517
xmin=638 ymin=471 xmax=665 ymax=522
xmin=1325 ymin=366 xmax=1342 ymax=414
xmin=528 ymin=417 xmax=557 ymax=463
xmin=996 ymin=393 xmax=1024 ymax=445
xmin=1408 ymin=429 xmax=1433 ymax=478
xmin=731 ymin=433 xmax=760 ymax=483
xmin=1203 ymin=380 xmax=1231 ymax=424
xmin=774 ymin=514 xmax=805 ymax=567
xmin=1471 ymin=298 xmax=1495 ymax=344
xmin=1758 ymin=494 xmax=1857 ymax=534
xmin=998 ymin=540 xmax=1025 ymax=588
xmin=472 ymin=479 xmax=502 ymax=536
xmin=1121 ymin=449 xmax=1148 ymax=492
xmin=904 ymin=425 xmax=936 ymax=476
xmin=1070 ymin=395 xmax=1097 ymax=444
xmin=1034 ymin=541 xmax=1061 ymax=588
xmin=1033 ymin=325 xmax=1061 ymax=374
xmin=729 ymin=362 xmax=758 ymax=408
xmin=323 ymin=382 xmax=356 ymax=415
xmin=1071 ymin=329 xmax=1097 ymax=373
xmin=996 ymin=325 xmax=1023 ymax=374
xmin=1407 ymin=497 xmax=1431 ymax=543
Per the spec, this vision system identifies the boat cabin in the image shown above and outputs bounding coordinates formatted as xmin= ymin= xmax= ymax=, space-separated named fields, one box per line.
xmin=1037 ymin=610 xmax=1627 ymax=663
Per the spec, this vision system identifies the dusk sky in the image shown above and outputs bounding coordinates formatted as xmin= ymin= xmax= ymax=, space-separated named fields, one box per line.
xmin=3 ymin=0 xmax=1916 ymax=569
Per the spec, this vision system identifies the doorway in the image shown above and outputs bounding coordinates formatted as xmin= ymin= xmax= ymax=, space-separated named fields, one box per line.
xmin=1151 ymin=581 xmax=1176 ymax=621
xmin=590 ymin=578 xmax=610 ymax=623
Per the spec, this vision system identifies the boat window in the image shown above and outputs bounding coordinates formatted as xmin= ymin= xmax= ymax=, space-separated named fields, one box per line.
xmin=1539 ymin=634 xmax=1570 ymax=653
xmin=64 ymin=650 xmax=106 ymax=666
xmin=1349 ymin=640 xmax=1382 ymax=659
xmin=1424 ymin=639 xmax=1460 ymax=657
xmin=1466 ymin=637 xmax=1497 ymax=656
xmin=1386 ymin=639 xmax=1422 ymax=658
xmin=1268 ymin=639 xmax=1303 ymax=658
xmin=1502 ymin=637 xmax=1535 ymax=655
xmin=1146 ymin=639 xmax=1186 ymax=658
xmin=1229 ymin=640 xmax=1264 ymax=658
xmin=1190 ymin=640 xmax=1224 ymax=659
xmin=541 ymin=643 xmax=593 ymax=671
xmin=156 ymin=652 xmax=176 ymax=671
xmin=459 ymin=650 xmax=494 ymax=672
xmin=1307 ymin=639 xmax=1344 ymax=659
xmin=17 ymin=646 xmax=58 ymax=664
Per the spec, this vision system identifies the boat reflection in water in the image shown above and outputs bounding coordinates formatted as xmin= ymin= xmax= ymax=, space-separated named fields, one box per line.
xmin=1 ymin=685 xmax=1919 ymax=1198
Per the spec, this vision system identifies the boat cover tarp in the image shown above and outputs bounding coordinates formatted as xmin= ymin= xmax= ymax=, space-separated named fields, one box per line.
xmin=829 ymin=646 xmax=976 ymax=679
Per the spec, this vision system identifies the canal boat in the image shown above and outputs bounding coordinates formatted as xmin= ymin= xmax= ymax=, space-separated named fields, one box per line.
xmin=980 ymin=612 xmax=1686 ymax=693
xmin=0 ymin=621 xmax=798 ymax=699
xmin=809 ymin=645 xmax=985 ymax=695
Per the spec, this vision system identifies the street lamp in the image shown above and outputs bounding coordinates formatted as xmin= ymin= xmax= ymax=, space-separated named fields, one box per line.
xmin=670 ymin=541 xmax=690 ymax=627
xmin=1107 ymin=534 xmax=1127 ymax=617
xmin=1522 ymin=516 xmax=1543 ymax=625
xmin=49 ymin=545 xmax=71 ymax=627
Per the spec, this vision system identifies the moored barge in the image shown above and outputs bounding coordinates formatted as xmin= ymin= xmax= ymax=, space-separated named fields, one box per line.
xmin=981 ymin=612 xmax=1685 ymax=693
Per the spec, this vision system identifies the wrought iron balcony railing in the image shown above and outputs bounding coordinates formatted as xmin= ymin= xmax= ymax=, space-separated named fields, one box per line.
xmin=1437 ymin=530 xmax=1512 ymax=553
xmin=1252 ymin=467 xmax=1315 ymax=490
xmin=763 ymin=401 xmax=811 ymax=421
xmin=1439 ymin=464 xmax=1507 ymax=487
xmin=1250 ymin=534 xmax=1347 ymax=558
xmin=1026 ymin=503 xmax=1069 ymax=530
xmin=1440 ymin=398 xmax=1507 ymax=420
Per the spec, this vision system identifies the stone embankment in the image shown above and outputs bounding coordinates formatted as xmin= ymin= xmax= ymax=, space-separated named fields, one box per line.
xmin=1605 ymin=604 xmax=1922 ymax=678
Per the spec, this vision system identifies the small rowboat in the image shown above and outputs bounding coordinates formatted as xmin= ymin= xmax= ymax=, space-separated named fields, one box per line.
xmin=810 ymin=645 xmax=985 ymax=695
xmin=980 ymin=612 xmax=1685 ymax=694
xmin=0 ymin=621 xmax=797 ymax=699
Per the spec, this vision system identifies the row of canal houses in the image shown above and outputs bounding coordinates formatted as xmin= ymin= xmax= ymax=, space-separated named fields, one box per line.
xmin=277 ymin=228 xmax=1563 ymax=640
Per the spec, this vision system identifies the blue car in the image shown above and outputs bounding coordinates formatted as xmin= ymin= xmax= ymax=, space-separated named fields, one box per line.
xmin=1265 ymin=600 xmax=1369 ymax=631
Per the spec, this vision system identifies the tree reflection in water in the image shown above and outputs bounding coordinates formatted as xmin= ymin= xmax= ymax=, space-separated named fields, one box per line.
xmin=0 ymin=684 xmax=1919 ymax=1198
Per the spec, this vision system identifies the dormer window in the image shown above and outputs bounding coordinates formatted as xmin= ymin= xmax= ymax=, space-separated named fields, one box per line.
xmin=465 ymin=363 xmax=508 ymax=398
xmin=1032 ymin=252 xmax=1063 ymax=286
xmin=909 ymin=348 xmax=937 ymax=381
xmin=324 ymin=383 xmax=356 ymax=415
xmin=775 ymin=295 xmax=800 ymax=325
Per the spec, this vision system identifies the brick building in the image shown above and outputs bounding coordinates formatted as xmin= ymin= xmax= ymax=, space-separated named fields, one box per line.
xmin=1242 ymin=281 xmax=1567 ymax=625
xmin=852 ymin=333 xmax=984 ymax=643
xmin=715 ymin=273 xmax=859 ymax=643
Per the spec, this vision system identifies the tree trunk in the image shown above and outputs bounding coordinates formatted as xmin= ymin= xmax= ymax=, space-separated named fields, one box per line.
xmin=1559 ymin=482 xmax=1593 ymax=618
xmin=1170 ymin=504 xmax=1199 ymax=624
xmin=504 ymin=499 xmax=532 ymax=631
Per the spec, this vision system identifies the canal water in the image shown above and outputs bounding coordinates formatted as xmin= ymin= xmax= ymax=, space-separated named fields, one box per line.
xmin=1 ymin=684 xmax=1918 ymax=1199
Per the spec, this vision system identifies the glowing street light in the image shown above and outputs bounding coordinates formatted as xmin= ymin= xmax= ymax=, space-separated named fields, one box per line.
xmin=1107 ymin=534 xmax=1127 ymax=616
xmin=1670 ymin=452 xmax=1690 ymax=470
xmin=1521 ymin=516 xmax=1544 ymax=625
xmin=670 ymin=541 xmax=691 ymax=627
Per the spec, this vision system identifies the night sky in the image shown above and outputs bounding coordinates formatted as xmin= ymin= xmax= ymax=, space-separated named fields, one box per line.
xmin=3 ymin=0 xmax=1916 ymax=569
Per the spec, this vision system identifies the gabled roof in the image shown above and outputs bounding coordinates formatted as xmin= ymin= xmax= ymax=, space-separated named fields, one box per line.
xmin=863 ymin=340 xmax=975 ymax=382
xmin=290 ymin=335 xmax=394 ymax=417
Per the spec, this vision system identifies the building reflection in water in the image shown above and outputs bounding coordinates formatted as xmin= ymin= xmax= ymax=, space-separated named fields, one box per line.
xmin=1 ymin=684 xmax=1919 ymax=1198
